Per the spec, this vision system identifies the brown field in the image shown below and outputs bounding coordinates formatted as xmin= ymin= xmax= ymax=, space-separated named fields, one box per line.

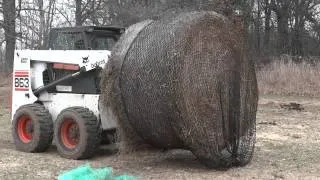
xmin=0 ymin=81 xmax=320 ymax=180
xmin=257 ymin=60 xmax=320 ymax=97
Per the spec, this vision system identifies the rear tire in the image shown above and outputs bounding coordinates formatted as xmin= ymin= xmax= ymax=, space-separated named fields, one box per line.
xmin=12 ymin=104 xmax=53 ymax=152
xmin=54 ymin=107 xmax=100 ymax=159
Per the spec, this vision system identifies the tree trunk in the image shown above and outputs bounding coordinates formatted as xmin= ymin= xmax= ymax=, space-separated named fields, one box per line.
xmin=3 ymin=0 xmax=16 ymax=73
xmin=277 ymin=14 xmax=290 ymax=54
xmin=264 ymin=0 xmax=271 ymax=54
xmin=291 ymin=0 xmax=307 ymax=56
xmin=75 ymin=0 xmax=82 ymax=26
xmin=38 ymin=0 xmax=45 ymax=49
xmin=255 ymin=0 xmax=262 ymax=55
xmin=274 ymin=0 xmax=291 ymax=55
xmin=43 ymin=0 xmax=56 ymax=49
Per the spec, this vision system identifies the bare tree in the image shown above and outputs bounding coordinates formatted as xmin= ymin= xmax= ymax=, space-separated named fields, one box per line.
xmin=0 ymin=0 xmax=319 ymax=70
xmin=75 ymin=0 xmax=103 ymax=26
xmin=263 ymin=0 xmax=272 ymax=52
xmin=38 ymin=0 xmax=45 ymax=49
xmin=106 ymin=0 xmax=236 ymax=27
xmin=75 ymin=0 xmax=82 ymax=26
xmin=16 ymin=0 xmax=57 ymax=50
xmin=291 ymin=0 xmax=319 ymax=56
xmin=271 ymin=0 xmax=292 ymax=54
xmin=2 ymin=0 xmax=16 ymax=72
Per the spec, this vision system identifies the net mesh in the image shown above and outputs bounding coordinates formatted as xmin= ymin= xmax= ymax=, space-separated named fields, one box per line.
xmin=101 ymin=11 xmax=258 ymax=169
xmin=58 ymin=165 xmax=138 ymax=180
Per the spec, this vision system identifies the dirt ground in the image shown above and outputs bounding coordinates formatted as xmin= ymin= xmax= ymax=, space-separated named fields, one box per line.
xmin=0 ymin=84 xmax=319 ymax=180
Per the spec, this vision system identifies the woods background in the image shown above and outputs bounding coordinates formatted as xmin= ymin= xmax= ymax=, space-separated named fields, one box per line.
xmin=0 ymin=0 xmax=319 ymax=73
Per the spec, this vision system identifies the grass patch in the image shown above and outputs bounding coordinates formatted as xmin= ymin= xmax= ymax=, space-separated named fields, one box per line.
xmin=257 ymin=60 xmax=320 ymax=97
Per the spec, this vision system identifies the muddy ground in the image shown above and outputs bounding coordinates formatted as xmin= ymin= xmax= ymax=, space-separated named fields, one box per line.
xmin=0 ymin=84 xmax=319 ymax=180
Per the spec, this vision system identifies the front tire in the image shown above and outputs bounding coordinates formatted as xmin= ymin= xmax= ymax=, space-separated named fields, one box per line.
xmin=54 ymin=107 xmax=100 ymax=159
xmin=12 ymin=104 xmax=53 ymax=152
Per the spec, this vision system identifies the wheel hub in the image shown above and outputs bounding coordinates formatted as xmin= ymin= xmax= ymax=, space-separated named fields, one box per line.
xmin=26 ymin=121 xmax=34 ymax=134
xmin=61 ymin=120 xmax=80 ymax=149
xmin=17 ymin=115 xmax=33 ymax=143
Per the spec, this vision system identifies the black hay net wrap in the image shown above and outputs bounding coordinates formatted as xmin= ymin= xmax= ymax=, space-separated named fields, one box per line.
xmin=101 ymin=11 xmax=258 ymax=169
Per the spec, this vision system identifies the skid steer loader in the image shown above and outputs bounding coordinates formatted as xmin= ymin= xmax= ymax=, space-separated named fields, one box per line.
xmin=11 ymin=26 xmax=124 ymax=159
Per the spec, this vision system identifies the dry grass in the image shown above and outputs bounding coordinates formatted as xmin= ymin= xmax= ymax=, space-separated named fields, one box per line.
xmin=257 ymin=59 xmax=320 ymax=97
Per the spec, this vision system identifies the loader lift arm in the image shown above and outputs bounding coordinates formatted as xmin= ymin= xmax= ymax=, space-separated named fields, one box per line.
xmin=33 ymin=67 xmax=86 ymax=96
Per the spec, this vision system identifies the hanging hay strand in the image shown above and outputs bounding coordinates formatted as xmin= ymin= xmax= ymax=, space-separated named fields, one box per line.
xmin=100 ymin=11 xmax=258 ymax=169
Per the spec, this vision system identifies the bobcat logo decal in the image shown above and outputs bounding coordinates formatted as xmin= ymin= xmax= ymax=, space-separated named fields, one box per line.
xmin=82 ymin=56 xmax=89 ymax=63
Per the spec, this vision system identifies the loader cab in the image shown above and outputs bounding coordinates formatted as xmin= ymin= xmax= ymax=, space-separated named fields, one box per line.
xmin=43 ymin=26 xmax=124 ymax=95
xmin=48 ymin=26 xmax=124 ymax=50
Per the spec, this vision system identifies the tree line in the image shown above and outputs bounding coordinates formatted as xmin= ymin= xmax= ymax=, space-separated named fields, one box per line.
xmin=0 ymin=0 xmax=319 ymax=72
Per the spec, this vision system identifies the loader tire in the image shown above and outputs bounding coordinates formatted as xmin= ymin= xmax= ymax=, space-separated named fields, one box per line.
xmin=12 ymin=104 xmax=53 ymax=152
xmin=54 ymin=107 xmax=100 ymax=159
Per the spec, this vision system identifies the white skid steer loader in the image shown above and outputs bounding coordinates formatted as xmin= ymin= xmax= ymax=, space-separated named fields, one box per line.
xmin=10 ymin=26 xmax=124 ymax=159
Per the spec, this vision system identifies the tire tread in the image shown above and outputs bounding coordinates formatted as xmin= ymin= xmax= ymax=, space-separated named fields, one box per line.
xmin=12 ymin=103 xmax=53 ymax=152
xmin=55 ymin=107 xmax=100 ymax=159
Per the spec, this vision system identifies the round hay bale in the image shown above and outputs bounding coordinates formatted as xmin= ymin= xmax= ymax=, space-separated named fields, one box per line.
xmin=101 ymin=11 xmax=258 ymax=169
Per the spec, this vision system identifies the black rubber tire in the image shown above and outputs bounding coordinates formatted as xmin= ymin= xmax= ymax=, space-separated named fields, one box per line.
xmin=54 ymin=107 xmax=100 ymax=159
xmin=12 ymin=104 xmax=53 ymax=152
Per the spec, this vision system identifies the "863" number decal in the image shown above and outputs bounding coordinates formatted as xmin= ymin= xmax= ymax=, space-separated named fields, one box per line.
xmin=15 ymin=78 xmax=29 ymax=88
xmin=14 ymin=71 xmax=29 ymax=91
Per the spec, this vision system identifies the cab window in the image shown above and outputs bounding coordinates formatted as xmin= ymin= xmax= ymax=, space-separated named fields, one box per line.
xmin=91 ymin=36 xmax=117 ymax=50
